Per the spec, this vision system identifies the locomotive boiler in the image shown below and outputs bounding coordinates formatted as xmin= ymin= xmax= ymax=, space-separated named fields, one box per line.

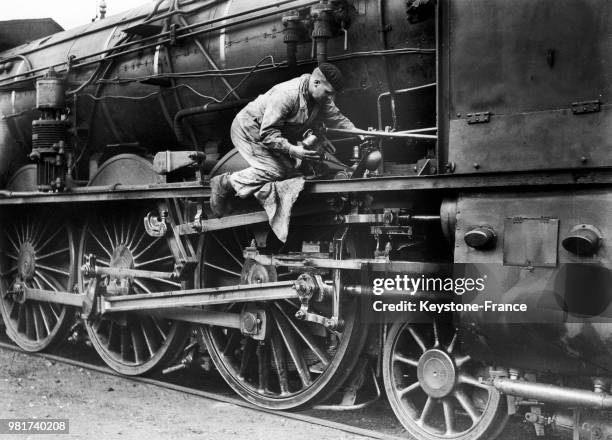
xmin=0 ymin=1 xmax=610 ymax=439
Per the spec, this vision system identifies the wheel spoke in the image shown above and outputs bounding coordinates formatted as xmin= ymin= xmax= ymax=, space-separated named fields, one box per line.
xmin=120 ymin=217 xmax=125 ymax=245
xmin=112 ymin=222 xmax=120 ymax=247
xmin=101 ymin=222 xmax=116 ymax=249
xmin=120 ymin=327 xmax=130 ymax=361
xmin=455 ymin=354 xmax=471 ymax=368
xmin=238 ymin=338 xmax=256 ymax=379
xmin=31 ymin=304 xmax=43 ymax=340
xmin=35 ymin=273 xmax=58 ymax=292
xmin=203 ymin=262 xmax=241 ymax=278
xmin=212 ymin=234 xmax=243 ymax=269
xmin=134 ymin=255 xmax=174 ymax=268
xmin=36 ymin=263 xmax=69 ymax=277
xmin=432 ymin=320 xmax=440 ymax=348
xmin=132 ymin=237 xmax=161 ymax=260
xmin=4 ymin=253 xmax=19 ymax=261
xmin=130 ymin=231 xmax=147 ymax=255
xmin=17 ymin=303 xmax=26 ymax=332
xmin=133 ymin=279 xmax=152 ymax=294
xmin=442 ymin=398 xmax=456 ymax=435
xmin=447 ymin=332 xmax=458 ymax=354
xmin=37 ymin=303 xmax=52 ymax=335
xmin=232 ymin=229 xmax=244 ymax=255
xmin=138 ymin=319 xmax=157 ymax=358
xmin=106 ymin=321 xmax=115 ymax=349
xmin=35 ymin=227 xmax=62 ymax=253
xmin=1 ymin=266 xmax=18 ymax=277
xmin=274 ymin=303 xmax=330 ymax=367
xmin=13 ymin=223 xmax=23 ymax=245
xmin=31 ymin=218 xmax=49 ymax=248
xmin=88 ymin=230 xmax=113 ymax=258
xmin=394 ymin=353 xmax=419 ymax=367
xmin=36 ymin=247 xmax=70 ymax=261
xmin=149 ymin=316 xmax=168 ymax=340
xmin=222 ymin=330 xmax=241 ymax=356
xmin=418 ymin=396 xmax=434 ymax=425
xmin=6 ymin=233 xmax=20 ymax=253
xmin=256 ymin=342 xmax=269 ymax=393
xmin=270 ymin=328 xmax=290 ymax=395
xmin=398 ymin=381 xmax=420 ymax=397
xmin=125 ymin=217 xmax=139 ymax=249
xmin=47 ymin=303 xmax=60 ymax=321
xmin=272 ymin=308 xmax=312 ymax=388
xmin=454 ymin=389 xmax=480 ymax=424
xmin=149 ymin=277 xmax=181 ymax=288
xmin=25 ymin=303 xmax=36 ymax=339
xmin=407 ymin=325 xmax=428 ymax=353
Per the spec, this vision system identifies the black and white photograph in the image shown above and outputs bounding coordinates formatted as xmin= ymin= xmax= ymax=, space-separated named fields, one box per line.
xmin=0 ymin=0 xmax=610 ymax=439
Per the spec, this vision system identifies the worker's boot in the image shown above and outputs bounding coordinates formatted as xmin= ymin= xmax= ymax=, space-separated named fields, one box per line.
xmin=209 ymin=173 xmax=235 ymax=218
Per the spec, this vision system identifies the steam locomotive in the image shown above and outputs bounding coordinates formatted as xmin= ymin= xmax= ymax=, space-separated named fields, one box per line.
xmin=0 ymin=1 xmax=610 ymax=439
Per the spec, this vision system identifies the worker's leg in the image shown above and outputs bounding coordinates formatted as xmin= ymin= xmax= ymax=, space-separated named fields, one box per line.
xmin=228 ymin=118 xmax=296 ymax=198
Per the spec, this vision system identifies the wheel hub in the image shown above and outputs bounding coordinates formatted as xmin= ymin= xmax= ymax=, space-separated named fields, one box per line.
xmin=241 ymin=259 xmax=277 ymax=285
xmin=110 ymin=244 xmax=134 ymax=270
xmin=417 ymin=348 xmax=457 ymax=398
xmin=18 ymin=242 xmax=36 ymax=281
xmin=108 ymin=245 xmax=134 ymax=295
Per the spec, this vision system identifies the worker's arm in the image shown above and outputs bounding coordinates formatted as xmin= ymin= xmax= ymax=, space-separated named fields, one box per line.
xmin=260 ymin=92 xmax=320 ymax=160
xmin=318 ymin=99 xmax=356 ymax=130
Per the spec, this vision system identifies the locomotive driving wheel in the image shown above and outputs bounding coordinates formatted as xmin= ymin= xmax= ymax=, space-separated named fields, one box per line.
xmin=0 ymin=209 xmax=76 ymax=351
xmin=78 ymin=206 xmax=190 ymax=375
xmin=197 ymin=226 xmax=369 ymax=410
xmin=383 ymin=319 xmax=508 ymax=440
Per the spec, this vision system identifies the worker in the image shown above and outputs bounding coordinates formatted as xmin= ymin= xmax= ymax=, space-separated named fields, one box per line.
xmin=209 ymin=62 xmax=359 ymax=222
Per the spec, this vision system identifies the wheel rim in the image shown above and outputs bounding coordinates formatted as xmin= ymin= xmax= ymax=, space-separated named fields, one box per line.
xmin=198 ymin=226 xmax=368 ymax=410
xmin=383 ymin=319 xmax=508 ymax=440
xmin=78 ymin=207 xmax=189 ymax=375
xmin=0 ymin=210 xmax=76 ymax=351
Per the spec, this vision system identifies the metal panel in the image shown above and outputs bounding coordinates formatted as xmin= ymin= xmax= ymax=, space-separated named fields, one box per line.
xmin=443 ymin=0 xmax=612 ymax=173
xmin=448 ymin=0 xmax=611 ymax=115
xmin=448 ymin=105 xmax=612 ymax=172
xmin=503 ymin=218 xmax=559 ymax=267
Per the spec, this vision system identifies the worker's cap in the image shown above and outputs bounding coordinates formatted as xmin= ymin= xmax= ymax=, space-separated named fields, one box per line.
xmin=317 ymin=62 xmax=344 ymax=93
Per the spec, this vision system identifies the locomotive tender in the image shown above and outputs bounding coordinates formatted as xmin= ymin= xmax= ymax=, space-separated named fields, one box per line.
xmin=0 ymin=1 xmax=610 ymax=439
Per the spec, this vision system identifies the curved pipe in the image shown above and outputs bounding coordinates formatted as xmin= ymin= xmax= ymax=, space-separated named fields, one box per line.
xmin=173 ymin=98 xmax=251 ymax=146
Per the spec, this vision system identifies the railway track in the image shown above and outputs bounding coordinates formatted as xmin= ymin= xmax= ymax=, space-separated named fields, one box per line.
xmin=0 ymin=339 xmax=406 ymax=440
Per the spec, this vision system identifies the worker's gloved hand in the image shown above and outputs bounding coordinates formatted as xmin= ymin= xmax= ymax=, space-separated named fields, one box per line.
xmin=288 ymin=144 xmax=321 ymax=160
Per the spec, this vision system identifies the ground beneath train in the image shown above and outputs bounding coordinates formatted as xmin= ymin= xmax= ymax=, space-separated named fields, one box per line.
xmin=0 ymin=333 xmax=537 ymax=440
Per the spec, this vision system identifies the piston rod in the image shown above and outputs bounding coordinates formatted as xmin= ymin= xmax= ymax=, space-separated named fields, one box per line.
xmin=493 ymin=378 xmax=612 ymax=409
xmin=101 ymin=281 xmax=296 ymax=313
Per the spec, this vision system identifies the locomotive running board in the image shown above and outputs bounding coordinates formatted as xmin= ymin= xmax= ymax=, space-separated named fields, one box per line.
xmin=3 ymin=169 xmax=612 ymax=205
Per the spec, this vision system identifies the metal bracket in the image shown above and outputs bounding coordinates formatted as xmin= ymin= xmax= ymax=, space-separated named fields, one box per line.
xmin=293 ymin=272 xmax=338 ymax=330
xmin=466 ymin=111 xmax=491 ymax=124
xmin=240 ymin=306 xmax=267 ymax=340
xmin=144 ymin=210 xmax=168 ymax=237
xmin=571 ymin=100 xmax=600 ymax=115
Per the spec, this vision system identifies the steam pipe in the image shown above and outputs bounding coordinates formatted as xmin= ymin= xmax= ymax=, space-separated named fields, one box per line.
xmin=377 ymin=83 xmax=437 ymax=134
xmin=173 ymin=98 xmax=251 ymax=145
xmin=326 ymin=127 xmax=437 ymax=140
xmin=493 ymin=378 xmax=612 ymax=409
